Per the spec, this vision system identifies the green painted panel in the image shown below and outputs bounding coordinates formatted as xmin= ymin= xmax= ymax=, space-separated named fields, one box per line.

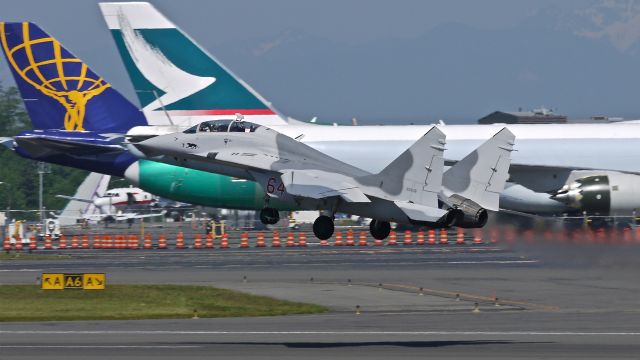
xmin=138 ymin=160 xmax=294 ymax=210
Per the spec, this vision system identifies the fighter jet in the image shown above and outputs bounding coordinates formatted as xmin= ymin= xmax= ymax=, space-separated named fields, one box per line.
xmin=131 ymin=118 xmax=515 ymax=240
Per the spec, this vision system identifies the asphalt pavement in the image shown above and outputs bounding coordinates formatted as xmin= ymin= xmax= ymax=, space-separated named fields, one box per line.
xmin=1 ymin=240 xmax=639 ymax=359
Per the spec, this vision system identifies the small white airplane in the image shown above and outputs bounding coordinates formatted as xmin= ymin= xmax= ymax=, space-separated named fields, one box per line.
xmin=55 ymin=173 xmax=164 ymax=224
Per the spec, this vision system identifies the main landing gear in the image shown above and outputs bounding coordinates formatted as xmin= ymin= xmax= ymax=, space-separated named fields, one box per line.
xmin=313 ymin=215 xmax=335 ymax=240
xmin=369 ymin=219 xmax=391 ymax=240
xmin=259 ymin=207 xmax=280 ymax=225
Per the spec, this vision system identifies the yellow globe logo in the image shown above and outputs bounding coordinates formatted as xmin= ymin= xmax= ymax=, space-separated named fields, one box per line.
xmin=0 ymin=22 xmax=110 ymax=131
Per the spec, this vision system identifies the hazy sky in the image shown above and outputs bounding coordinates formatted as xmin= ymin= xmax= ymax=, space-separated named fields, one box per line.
xmin=1 ymin=0 xmax=640 ymax=124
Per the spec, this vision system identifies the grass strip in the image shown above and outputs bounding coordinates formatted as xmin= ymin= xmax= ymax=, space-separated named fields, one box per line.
xmin=0 ymin=284 xmax=327 ymax=321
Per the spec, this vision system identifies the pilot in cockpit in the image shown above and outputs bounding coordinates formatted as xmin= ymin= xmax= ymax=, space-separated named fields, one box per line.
xmin=183 ymin=114 xmax=261 ymax=134
xmin=198 ymin=122 xmax=213 ymax=132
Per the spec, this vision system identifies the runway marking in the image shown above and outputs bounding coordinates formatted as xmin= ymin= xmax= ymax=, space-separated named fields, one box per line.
xmin=1 ymin=331 xmax=639 ymax=336
xmin=0 ymin=269 xmax=41 ymax=272
xmin=374 ymin=282 xmax=558 ymax=311
xmin=0 ymin=345 xmax=199 ymax=348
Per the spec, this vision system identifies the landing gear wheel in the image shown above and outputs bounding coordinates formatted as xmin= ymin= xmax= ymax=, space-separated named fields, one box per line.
xmin=313 ymin=215 xmax=335 ymax=240
xmin=260 ymin=208 xmax=280 ymax=225
xmin=369 ymin=219 xmax=391 ymax=240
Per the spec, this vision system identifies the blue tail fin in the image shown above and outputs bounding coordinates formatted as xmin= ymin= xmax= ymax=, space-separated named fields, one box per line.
xmin=0 ymin=22 xmax=147 ymax=132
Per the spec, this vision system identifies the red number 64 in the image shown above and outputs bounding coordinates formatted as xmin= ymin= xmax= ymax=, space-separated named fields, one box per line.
xmin=267 ymin=177 xmax=285 ymax=194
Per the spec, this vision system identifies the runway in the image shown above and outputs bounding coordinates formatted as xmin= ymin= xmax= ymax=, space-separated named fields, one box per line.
xmin=2 ymin=241 xmax=639 ymax=358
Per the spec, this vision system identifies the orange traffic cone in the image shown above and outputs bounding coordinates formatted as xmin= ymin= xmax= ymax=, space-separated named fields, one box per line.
xmin=15 ymin=237 xmax=22 ymax=251
xmin=239 ymin=232 xmax=250 ymax=248
xmin=158 ymin=234 xmax=167 ymax=249
xmin=255 ymin=232 xmax=266 ymax=247
xmin=271 ymin=231 xmax=281 ymax=247
xmin=3 ymin=236 xmax=11 ymax=252
xmin=205 ymin=233 xmax=214 ymax=248
xmin=58 ymin=235 xmax=67 ymax=249
xmin=403 ymin=230 xmax=413 ymax=245
xmin=220 ymin=233 xmax=230 ymax=248
xmin=523 ymin=229 xmax=534 ymax=243
xmin=298 ymin=233 xmax=307 ymax=247
xmin=29 ymin=236 xmax=37 ymax=251
xmin=439 ymin=229 xmax=448 ymax=245
xmin=176 ymin=232 xmax=185 ymax=249
xmin=416 ymin=231 xmax=425 ymax=245
xmin=456 ymin=228 xmax=465 ymax=245
xmin=143 ymin=234 xmax=153 ymax=249
xmin=92 ymin=235 xmax=101 ymax=249
xmin=286 ymin=232 xmax=296 ymax=247
xmin=427 ymin=229 xmax=436 ymax=245
xmin=346 ymin=230 xmax=355 ymax=246
xmin=44 ymin=234 xmax=53 ymax=250
xmin=104 ymin=235 xmax=114 ymax=249
xmin=319 ymin=236 xmax=329 ymax=246
xmin=334 ymin=231 xmax=343 ymax=246
xmin=194 ymin=234 xmax=203 ymax=249
xmin=490 ymin=229 xmax=499 ymax=244
xmin=472 ymin=229 xmax=483 ymax=245
xmin=71 ymin=235 xmax=79 ymax=249
xmin=81 ymin=235 xmax=90 ymax=249
xmin=115 ymin=235 xmax=124 ymax=249
xmin=129 ymin=235 xmax=139 ymax=249
xmin=358 ymin=231 xmax=368 ymax=246
xmin=387 ymin=231 xmax=398 ymax=245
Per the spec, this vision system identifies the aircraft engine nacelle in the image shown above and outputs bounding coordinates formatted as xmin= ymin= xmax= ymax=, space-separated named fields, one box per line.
xmin=447 ymin=194 xmax=488 ymax=228
xmin=551 ymin=171 xmax=640 ymax=216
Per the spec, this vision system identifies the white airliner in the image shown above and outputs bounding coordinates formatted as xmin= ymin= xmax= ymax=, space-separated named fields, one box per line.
xmin=101 ymin=2 xmax=640 ymax=222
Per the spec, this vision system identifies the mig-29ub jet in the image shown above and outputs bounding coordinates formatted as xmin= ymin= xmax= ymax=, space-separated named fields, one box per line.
xmin=130 ymin=120 xmax=514 ymax=240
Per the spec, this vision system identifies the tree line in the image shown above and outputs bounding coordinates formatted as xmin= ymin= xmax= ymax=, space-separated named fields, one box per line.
xmin=0 ymin=83 xmax=89 ymax=219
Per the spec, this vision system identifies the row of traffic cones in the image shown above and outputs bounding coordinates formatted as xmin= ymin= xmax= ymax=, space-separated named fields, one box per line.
xmin=7 ymin=226 xmax=640 ymax=252
xmin=2 ymin=229 xmax=487 ymax=251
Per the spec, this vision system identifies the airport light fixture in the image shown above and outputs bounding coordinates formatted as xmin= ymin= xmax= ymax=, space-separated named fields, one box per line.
xmin=0 ymin=182 xmax=11 ymax=234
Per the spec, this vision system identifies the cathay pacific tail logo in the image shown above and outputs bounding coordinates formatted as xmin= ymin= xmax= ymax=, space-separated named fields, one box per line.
xmin=117 ymin=13 xmax=215 ymax=111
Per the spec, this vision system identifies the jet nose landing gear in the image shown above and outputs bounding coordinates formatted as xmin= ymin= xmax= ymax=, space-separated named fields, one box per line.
xmin=313 ymin=215 xmax=335 ymax=240
xmin=259 ymin=208 xmax=280 ymax=225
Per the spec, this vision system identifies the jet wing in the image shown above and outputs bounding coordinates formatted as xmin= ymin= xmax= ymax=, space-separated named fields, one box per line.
xmin=202 ymin=150 xmax=281 ymax=172
xmin=280 ymin=170 xmax=371 ymax=203
xmin=394 ymin=201 xmax=448 ymax=223
xmin=15 ymin=136 xmax=125 ymax=157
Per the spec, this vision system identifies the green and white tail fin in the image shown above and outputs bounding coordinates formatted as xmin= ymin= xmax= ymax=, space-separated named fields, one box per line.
xmin=99 ymin=2 xmax=287 ymax=127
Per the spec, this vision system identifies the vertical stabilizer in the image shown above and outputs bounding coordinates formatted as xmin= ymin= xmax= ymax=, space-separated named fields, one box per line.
xmin=58 ymin=173 xmax=110 ymax=225
xmin=443 ymin=128 xmax=515 ymax=211
xmin=0 ymin=22 xmax=146 ymax=132
xmin=359 ymin=127 xmax=446 ymax=208
xmin=99 ymin=2 xmax=287 ymax=127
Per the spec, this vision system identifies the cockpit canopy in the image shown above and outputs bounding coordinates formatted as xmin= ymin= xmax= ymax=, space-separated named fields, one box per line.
xmin=183 ymin=120 xmax=261 ymax=134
